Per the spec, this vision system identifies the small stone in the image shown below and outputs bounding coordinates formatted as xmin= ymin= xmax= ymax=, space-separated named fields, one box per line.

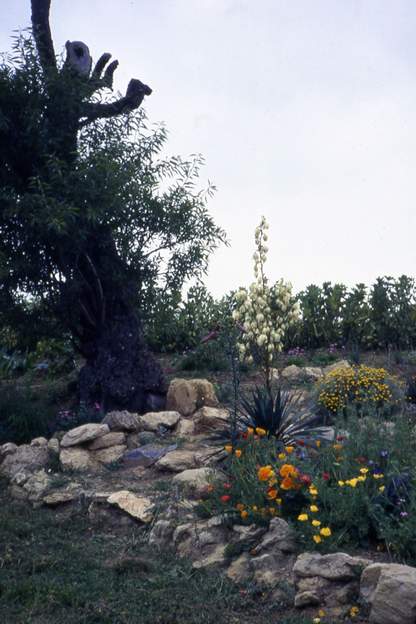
xmin=60 ymin=447 xmax=101 ymax=472
xmin=88 ymin=432 xmax=126 ymax=450
xmin=47 ymin=438 xmax=60 ymax=455
xmin=324 ymin=360 xmax=351 ymax=374
xmin=61 ymin=423 xmax=109 ymax=447
xmin=226 ymin=553 xmax=253 ymax=584
xmin=92 ymin=444 xmax=126 ymax=464
xmin=172 ymin=467 xmax=215 ymax=495
xmin=138 ymin=411 xmax=181 ymax=432
xmin=30 ymin=437 xmax=48 ymax=447
xmin=102 ymin=410 xmax=140 ymax=432
xmin=43 ymin=489 xmax=80 ymax=505
xmin=193 ymin=406 xmax=229 ymax=434
xmin=0 ymin=444 xmax=49 ymax=479
xmin=22 ymin=469 xmax=52 ymax=502
xmin=175 ymin=419 xmax=196 ymax=437
xmin=107 ymin=490 xmax=154 ymax=523
xmin=0 ymin=442 xmax=17 ymax=463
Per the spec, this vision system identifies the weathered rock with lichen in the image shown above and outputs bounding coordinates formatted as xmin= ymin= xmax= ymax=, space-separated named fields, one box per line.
xmin=0 ymin=444 xmax=49 ymax=479
xmin=107 ymin=490 xmax=154 ymax=523
xmin=138 ymin=411 xmax=181 ymax=432
xmin=102 ymin=410 xmax=140 ymax=432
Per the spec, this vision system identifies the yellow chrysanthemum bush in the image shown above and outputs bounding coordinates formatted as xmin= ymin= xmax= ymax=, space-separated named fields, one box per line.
xmin=232 ymin=216 xmax=299 ymax=392
xmin=317 ymin=365 xmax=404 ymax=417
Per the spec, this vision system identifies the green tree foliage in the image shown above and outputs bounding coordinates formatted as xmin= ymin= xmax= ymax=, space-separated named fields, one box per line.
xmin=0 ymin=2 xmax=226 ymax=410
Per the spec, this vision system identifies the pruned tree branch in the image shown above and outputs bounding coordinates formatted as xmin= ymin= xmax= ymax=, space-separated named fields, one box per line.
xmin=91 ymin=52 xmax=112 ymax=81
xmin=79 ymin=79 xmax=152 ymax=127
xmin=31 ymin=0 xmax=56 ymax=72
xmin=103 ymin=59 xmax=119 ymax=88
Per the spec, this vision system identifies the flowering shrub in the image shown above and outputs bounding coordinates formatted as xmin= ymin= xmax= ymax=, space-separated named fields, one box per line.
xmin=232 ymin=217 xmax=299 ymax=389
xmin=317 ymin=365 xmax=403 ymax=416
xmin=200 ymin=411 xmax=416 ymax=562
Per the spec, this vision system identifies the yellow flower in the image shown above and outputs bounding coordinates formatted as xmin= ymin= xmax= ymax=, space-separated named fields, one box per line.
xmin=338 ymin=480 xmax=345 ymax=486
xmin=318 ymin=610 xmax=326 ymax=618
xmin=373 ymin=473 xmax=384 ymax=480
xmin=256 ymin=427 xmax=267 ymax=437
xmin=312 ymin=619 xmax=321 ymax=624
xmin=278 ymin=453 xmax=286 ymax=460
xmin=350 ymin=606 xmax=359 ymax=617
xmin=360 ymin=468 xmax=369 ymax=474
xmin=346 ymin=478 xmax=358 ymax=488
xmin=247 ymin=427 xmax=254 ymax=435
xmin=234 ymin=449 xmax=242 ymax=458
xmin=358 ymin=475 xmax=366 ymax=482
xmin=316 ymin=440 xmax=321 ymax=448
xmin=379 ymin=485 xmax=385 ymax=492
xmin=310 ymin=505 xmax=319 ymax=513
xmin=224 ymin=445 xmax=233 ymax=453
xmin=252 ymin=505 xmax=258 ymax=511
xmin=309 ymin=488 xmax=318 ymax=496
xmin=285 ymin=445 xmax=295 ymax=454
xmin=313 ymin=535 xmax=322 ymax=544
xmin=312 ymin=520 xmax=321 ymax=527
xmin=298 ymin=514 xmax=309 ymax=522
xmin=276 ymin=498 xmax=282 ymax=505
xmin=320 ymin=527 xmax=331 ymax=537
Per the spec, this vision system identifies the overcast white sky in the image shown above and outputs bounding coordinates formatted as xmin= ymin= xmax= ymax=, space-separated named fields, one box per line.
xmin=2 ymin=1 xmax=416 ymax=297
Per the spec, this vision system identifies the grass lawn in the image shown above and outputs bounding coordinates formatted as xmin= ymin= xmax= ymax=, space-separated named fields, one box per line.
xmin=0 ymin=487 xmax=314 ymax=624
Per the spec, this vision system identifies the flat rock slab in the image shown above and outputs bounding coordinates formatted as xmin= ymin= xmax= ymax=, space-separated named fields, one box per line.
xmin=294 ymin=552 xmax=371 ymax=581
xmin=92 ymin=445 xmax=127 ymax=464
xmin=61 ymin=424 xmax=109 ymax=447
xmin=123 ymin=444 xmax=177 ymax=468
xmin=107 ymin=490 xmax=154 ymax=523
xmin=156 ymin=449 xmax=198 ymax=472
xmin=88 ymin=432 xmax=126 ymax=450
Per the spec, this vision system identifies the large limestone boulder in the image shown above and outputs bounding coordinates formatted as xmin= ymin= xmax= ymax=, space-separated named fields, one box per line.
xmin=102 ymin=410 xmax=140 ymax=432
xmin=280 ymin=365 xmax=304 ymax=382
xmin=193 ymin=406 xmax=229 ymax=434
xmin=360 ymin=563 xmax=416 ymax=624
xmin=166 ymin=379 xmax=218 ymax=417
xmin=60 ymin=447 xmax=101 ymax=472
xmin=294 ymin=552 xmax=371 ymax=616
xmin=61 ymin=423 xmax=109 ymax=447
xmin=0 ymin=444 xmax=49 ymax=479
xmin=156 ymin=449 xmax=198 ymax=472
xmin=107 ymin=490 xmax=154 ymax=523
xmin=138 ymin=411 xmax=181 ymax=432
xmin=88 ymin=432 xmax=126 ymax=450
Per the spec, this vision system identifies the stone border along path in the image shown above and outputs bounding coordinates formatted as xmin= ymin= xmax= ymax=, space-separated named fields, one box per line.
xmin=1 ymin=376 xmax=416 ymax=624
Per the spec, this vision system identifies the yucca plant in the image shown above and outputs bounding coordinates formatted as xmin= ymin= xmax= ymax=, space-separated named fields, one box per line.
xmin=239 ymin=386 xmax=322 ymax=443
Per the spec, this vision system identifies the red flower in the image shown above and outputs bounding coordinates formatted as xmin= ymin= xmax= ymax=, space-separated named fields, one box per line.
xmin=336 ymin=435 xmax=345 ymax=442
xmin=220 ymin=495 xmax=231 ymax=503
xmin=297 ymin=440 xmax=305 ymax=447
xmin=299 ymin=473 xmax=312 ymax=486
xmin=322 ymin=472 xmax=330 ymax=481
xmin=223 ymin=482 xmax=231 ymax=489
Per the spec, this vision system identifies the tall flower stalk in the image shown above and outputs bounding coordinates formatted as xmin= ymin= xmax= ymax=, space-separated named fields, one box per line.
xmin=233 ymin=217 xmax=299 ymax=395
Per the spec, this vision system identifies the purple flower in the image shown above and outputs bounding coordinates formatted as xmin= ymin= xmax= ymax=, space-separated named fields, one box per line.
xmin=380 ymin=450 xmax=389 ymax=458
xmin=400 ymin=511 xmax=409 ymax=518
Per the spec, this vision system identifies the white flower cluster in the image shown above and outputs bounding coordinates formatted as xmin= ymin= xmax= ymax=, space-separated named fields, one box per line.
xmin=232 ymin=217 xmax=300 ymax=372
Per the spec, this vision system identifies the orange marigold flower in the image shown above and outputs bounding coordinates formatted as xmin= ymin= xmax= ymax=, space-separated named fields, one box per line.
xmin=267 ymin=488 xmax=278 ymax=500
xmin=235 ymin=449 xmax=242 ymax=458
xmin=281 ymin=476 xmax=295 ymax=490
xmin=241 ymin=510 xmax=248 ymax=519
xmin=285 ymin=446 xmax=295 ymax=454
xmin=279 ymin=464 xmax=298 ymax=478
xmin=255 ymin=427 xmax=267 ymax=437
xmin=224 ymin=445 xmax=233 ymax=453
xmin=258 ymin=465 xmax=274 ymax=481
